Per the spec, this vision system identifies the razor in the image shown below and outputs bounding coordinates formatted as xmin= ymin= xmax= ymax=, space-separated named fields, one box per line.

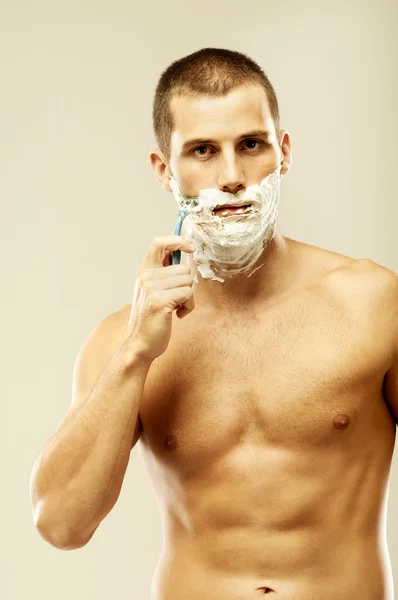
xmin=169 ymin=198 xmax=198 ymax=265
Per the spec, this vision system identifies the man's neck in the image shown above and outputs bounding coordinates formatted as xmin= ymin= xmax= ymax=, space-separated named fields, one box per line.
xmin=187 ymin=228 xmax=300 ymax=313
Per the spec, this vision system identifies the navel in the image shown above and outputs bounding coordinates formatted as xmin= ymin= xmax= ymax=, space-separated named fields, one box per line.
xmin=333 ymin=413 xmax=350 ymax=429
xmin=164 ymin=434 xmax=178 ymax=451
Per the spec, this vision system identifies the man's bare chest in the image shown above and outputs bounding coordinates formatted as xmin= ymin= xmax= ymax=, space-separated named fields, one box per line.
xmin=138 ymin=280 xmax=392 ymax=472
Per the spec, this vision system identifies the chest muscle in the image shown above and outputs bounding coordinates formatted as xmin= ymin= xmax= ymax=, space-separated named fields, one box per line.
xmin=138 ymin=290 xmax=388 ymax=471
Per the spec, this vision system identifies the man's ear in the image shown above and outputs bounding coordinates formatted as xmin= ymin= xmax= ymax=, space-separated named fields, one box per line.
xmin=149 ymin=148 xmax=173 ymax=193
xmin=279 ymin=130 xmax=292 ymax=176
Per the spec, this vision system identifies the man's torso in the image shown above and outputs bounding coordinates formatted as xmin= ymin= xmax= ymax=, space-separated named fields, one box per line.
xmin=120 ymin=240 xmax=396 ymax=599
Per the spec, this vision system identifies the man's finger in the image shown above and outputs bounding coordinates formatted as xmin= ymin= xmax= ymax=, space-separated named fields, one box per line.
xmin=141 ymin=236 xmax=195 ymax=269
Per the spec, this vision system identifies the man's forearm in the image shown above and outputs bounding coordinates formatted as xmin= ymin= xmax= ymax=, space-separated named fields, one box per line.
xmin=30 ymin=340 xmax=152 ymax=549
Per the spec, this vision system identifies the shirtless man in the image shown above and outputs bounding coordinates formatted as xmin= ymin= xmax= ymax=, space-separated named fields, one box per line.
xmin=31 ymin=48 xmax=398 ymax=599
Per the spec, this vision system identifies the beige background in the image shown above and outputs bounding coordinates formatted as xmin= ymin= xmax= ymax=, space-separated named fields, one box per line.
xmin=2 ymin=0 xmax=397 ymax=598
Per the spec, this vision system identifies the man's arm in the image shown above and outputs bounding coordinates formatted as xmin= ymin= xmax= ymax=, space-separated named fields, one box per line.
xmin=381 ymin=268 xmax=398 ymax=425
xmin=30 ymin=306 xmax=151 ymax=550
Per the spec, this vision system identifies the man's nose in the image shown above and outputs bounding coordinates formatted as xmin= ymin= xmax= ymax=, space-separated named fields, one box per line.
xmin=218 ymin=157 xmax=245 ymax=194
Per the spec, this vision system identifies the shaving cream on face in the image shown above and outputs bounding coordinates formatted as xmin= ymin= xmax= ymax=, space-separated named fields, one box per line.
xmin=169 ymin=164 xmax=282 ymax=283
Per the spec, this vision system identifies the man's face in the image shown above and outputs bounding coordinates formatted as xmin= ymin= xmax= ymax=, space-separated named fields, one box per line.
xmin=162 ymin=83 xmax=290 ymax=198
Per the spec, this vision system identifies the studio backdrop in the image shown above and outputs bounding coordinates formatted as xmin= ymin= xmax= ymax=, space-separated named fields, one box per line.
xmin=2 ymin=0 xmax=397 ymax=599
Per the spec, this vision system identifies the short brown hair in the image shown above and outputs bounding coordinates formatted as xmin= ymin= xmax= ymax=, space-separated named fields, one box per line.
xmin=152 ymin=47 xmax=281 ymax=163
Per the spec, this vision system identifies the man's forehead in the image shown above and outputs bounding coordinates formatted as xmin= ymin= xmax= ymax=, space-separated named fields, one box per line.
xmin=171 ymin=84 xmax=270 ymax=124
xmin=170 ymin=85 xmax=275 ymax=150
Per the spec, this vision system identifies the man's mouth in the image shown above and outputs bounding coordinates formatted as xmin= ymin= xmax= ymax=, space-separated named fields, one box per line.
xmin=212 ymin=203 xmax=253 ymax=217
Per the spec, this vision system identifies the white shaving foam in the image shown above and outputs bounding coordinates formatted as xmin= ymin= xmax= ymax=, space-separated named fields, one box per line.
xmin=169 ymin=164 xmax=282 ymax=283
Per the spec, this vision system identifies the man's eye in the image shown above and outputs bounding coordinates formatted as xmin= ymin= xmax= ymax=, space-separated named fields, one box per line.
xmin=191 ymin=140 xmax=263 ymax=156
xmin=192 ymin=146 xmax=210 ymax=156
xmin=243 ymin=139 xmax=262 ymax=149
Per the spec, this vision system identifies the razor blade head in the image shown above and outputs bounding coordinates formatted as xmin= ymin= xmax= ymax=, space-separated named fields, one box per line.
xmin=180 ymin=197 xmax=199 ymax=210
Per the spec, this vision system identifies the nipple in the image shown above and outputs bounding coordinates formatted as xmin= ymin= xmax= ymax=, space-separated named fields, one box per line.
xmin=333 ymin=414 xmax=350 ymax=429
xmin=164 ymin=434 xmax=178 ymax=451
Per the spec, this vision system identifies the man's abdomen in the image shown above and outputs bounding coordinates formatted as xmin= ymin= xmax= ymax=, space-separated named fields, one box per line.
xmin=151 ymin=532 xmax=394 ymax=600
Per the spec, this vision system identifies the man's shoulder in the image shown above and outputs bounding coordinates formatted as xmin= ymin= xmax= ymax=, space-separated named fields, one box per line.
xmin=332 ymin=256 xmax=396 ymax=291
xmin=103 ymin=304 xmax=131 ymax=341
xmin=354 ymin=259 xmax=398 ymax=318
xmin=86 ymin=304 xmax=131 ymax=354
xmin=295 ymin=239 xmax=396 ymax=306
xmin=113 ymin=303 xmax=132 ymax=324
xmin=323 ymin=254 xmax=397 ymax=318
xmin=297 ymin=237 xmax=396 ymax=286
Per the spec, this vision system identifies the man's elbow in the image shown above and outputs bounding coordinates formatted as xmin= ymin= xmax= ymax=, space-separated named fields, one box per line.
xmin=34 ymin=515 xmax=95 ymax=551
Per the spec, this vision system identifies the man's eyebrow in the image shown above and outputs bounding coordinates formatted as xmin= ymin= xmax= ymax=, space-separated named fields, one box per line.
xmin=181 ymin=130 xmax=272 ymax=151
